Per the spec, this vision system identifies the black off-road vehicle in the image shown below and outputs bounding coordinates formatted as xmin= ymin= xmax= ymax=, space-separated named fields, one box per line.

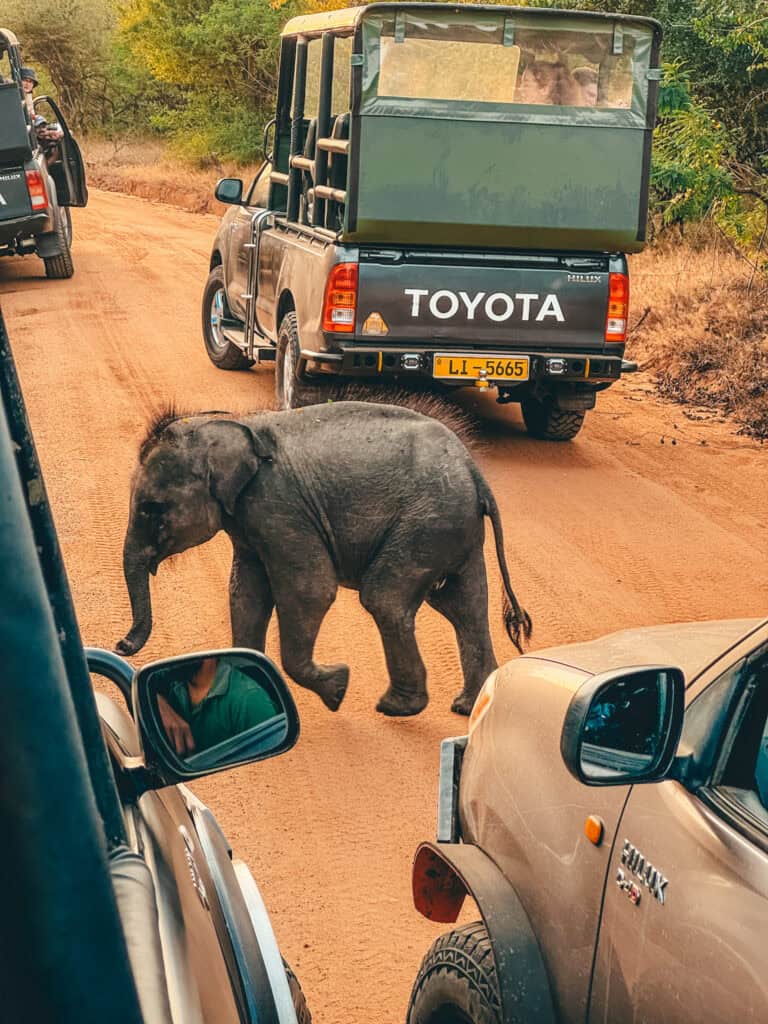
xmin=203 ymin=3 xmax=661 ymax=440
xmin=0 ymin=30 xmax=87 ymax=278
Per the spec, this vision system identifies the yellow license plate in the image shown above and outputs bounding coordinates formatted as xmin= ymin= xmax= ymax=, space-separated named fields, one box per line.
xmin=433 ymin=353 xmax=530 ymax=382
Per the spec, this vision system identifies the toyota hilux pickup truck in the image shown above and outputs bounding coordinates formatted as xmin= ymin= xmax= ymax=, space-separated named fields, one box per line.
xmin=203 ymin=3 xmax=661 ymax=440
xmin=406 ymin=617 xmax=768 ymax=1024
xmin=0 ymin=30 xmax=87 ymax=279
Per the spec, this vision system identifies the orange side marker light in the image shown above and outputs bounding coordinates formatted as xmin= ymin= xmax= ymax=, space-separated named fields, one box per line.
xmin=585 ymin=815 xmax=604 ymax=847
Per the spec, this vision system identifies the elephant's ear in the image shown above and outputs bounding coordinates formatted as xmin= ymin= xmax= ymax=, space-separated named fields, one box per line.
xmin=196 ymin=420 xmax=263 ymax=517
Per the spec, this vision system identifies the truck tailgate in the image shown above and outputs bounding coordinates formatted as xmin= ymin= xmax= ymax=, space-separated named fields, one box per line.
xmin=0 ymin=167 xmax=32 ymax=222
xmin=356 ymin=250 xmax=610 ymax=351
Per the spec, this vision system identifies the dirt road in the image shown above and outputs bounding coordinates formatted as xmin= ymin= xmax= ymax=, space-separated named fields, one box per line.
xmin=1 ymin=191 xmax=766 ymax=1023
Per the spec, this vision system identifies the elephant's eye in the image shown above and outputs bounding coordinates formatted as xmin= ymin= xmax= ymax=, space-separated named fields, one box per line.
xmin=138 ymin=501 xmax=168 ymax=518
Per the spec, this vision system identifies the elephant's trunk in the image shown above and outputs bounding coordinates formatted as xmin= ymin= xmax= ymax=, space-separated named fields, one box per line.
xmin=115 ymin=541 xmax=155 ymax=656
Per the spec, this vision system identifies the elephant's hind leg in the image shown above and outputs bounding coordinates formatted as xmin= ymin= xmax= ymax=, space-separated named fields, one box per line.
xmin=230 ymin=545 xmax=274 ymax=651
xmin=427 ymin=546 xmax=497 ymax=716
xmin=272 ymin=557 xmax=348 ymax=712
xmin=359 ymin=566 xmax=433 ymax=717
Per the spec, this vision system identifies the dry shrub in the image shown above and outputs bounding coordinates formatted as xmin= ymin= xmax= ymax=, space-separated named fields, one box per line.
xmin=84 ymin=138 xmax=261 ymax=215
xmin=627 ymin=241 xmax=768 ymax=439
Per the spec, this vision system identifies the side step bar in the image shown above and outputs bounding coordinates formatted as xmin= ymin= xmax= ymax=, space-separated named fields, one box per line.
xmin=222 ymin=324 xmax=276 ymax=363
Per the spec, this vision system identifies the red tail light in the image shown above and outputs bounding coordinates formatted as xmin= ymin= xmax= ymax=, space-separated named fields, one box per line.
xmin=605 ymin=272 xmax=629 ymax=343
xmin=25 ymin=170 xmax=49 ymax=211
xmin=322 ymin=263 xmax=358 ymax=333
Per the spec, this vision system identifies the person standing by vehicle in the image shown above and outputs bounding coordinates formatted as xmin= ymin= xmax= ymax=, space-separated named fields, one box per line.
xmin=20 ymin=66 xmax=63 ymax=149
xmin=20 ymin=65 xmax=37 ymax=117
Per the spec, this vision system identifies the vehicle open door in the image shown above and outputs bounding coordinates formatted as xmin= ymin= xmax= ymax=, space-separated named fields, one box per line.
xmin=33 ymin=94 xmax=88 ymax=207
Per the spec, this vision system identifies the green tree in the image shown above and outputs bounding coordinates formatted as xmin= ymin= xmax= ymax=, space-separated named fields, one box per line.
xmin=1 ymin=0 xmax=163 ymax=136
xmin=120 ymin=0 xmax=302 ymax=161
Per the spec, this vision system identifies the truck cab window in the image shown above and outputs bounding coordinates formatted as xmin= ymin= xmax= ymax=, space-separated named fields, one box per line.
xmin=246 ymin=163 xmax=272 ymax=208
xmin=717 ymin=649 xmax=768 ymax=829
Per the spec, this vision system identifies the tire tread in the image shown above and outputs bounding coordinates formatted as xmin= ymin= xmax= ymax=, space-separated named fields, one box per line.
xmin=407 ymin=922 xmax=501 ymax=1024
xmin=521 ymin=396 xmax=585 ymax=441
xmin=43 ymin=210 xmax=74 ymax=279
xmin=202 ymin=266 xmax=252 ymax=370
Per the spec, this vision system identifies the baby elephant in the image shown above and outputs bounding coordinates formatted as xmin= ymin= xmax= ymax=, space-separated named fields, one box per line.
xmin=116 ymin=402 xmax=531 ymax=716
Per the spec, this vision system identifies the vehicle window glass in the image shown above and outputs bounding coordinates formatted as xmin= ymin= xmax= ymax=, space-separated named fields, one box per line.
xmin=303 ymin=37 xmax=322 ymax=117
xmin=246 ymin=162 xmax=271 ymax=207
xmin=0 ymin=46 xmax=12 ymax=84
xmin=332 ymin=34 xmax=353 ymax=114
xmin=715 ymin=648 xmax=768 ymax=823
xmin=678 ymin=658 xmax=747 ymax=786
xmin=374 ymin=15 xmax=639 ymax=110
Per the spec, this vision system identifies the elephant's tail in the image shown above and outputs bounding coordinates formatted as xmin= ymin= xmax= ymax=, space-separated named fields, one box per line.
xmin=475 ymin=469 xmax=533 ymax=654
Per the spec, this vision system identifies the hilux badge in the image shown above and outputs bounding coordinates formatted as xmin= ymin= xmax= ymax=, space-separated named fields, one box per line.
xmin=567 ymin=273 xmax=600 ymax=284
xmin=618 ymin=839 xmax=668 ymax=905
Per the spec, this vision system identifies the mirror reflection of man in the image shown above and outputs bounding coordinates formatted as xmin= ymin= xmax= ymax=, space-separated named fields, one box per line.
xmin=157 ymin=658 xmax=280 ymax=756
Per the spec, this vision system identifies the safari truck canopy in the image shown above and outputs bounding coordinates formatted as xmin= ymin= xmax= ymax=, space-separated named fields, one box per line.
xmin=274 ymin=3 xmax=662 ymax=252
xmin=0 ymin=29 xmax=33 ymax=163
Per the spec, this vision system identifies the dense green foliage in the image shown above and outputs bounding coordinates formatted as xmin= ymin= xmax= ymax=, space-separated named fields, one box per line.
xmin=5 ymin=0 xmax=767 ymax=250
xmin=120 ymin=0 xmax=302 ymax=161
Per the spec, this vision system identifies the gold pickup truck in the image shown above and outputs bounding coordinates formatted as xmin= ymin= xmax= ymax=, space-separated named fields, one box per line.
xmin=408 ymin=617 xmax=768 ymax=1024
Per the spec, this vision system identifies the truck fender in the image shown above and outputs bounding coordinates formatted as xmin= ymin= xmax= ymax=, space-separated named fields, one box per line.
xmin=412 ymin=842 xmax=556 ymax=1024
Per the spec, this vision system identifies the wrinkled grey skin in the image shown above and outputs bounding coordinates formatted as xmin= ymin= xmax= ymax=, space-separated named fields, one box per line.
xmin=116 ymin=402 xmax=531 ymax=716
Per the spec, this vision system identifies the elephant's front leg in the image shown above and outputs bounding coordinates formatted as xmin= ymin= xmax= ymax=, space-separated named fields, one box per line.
xmin=229 ymin=545 xmax=274 ymax=651
xmin=271 ymin=557 xmax=348 ymax=712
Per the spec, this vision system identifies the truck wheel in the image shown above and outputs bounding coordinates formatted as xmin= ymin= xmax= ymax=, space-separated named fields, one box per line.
xmin=407 ymin=922 xmax=501 ymax=1024
xmin=43 ymin=208 xmax=74 ymax=280
xmin=283 ymin=960 xmax=312 ymax=1024
xmin=521 ymin=394 xmax=585 ymax=441
xmin=202 ymin=266 xmax=253 ymax=370
xmin=276 ymin=312 xmax=334 ymax=410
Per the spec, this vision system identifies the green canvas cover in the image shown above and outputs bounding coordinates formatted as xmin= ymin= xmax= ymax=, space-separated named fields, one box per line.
xmin=347 ymin=7 xmax=659 ymax=252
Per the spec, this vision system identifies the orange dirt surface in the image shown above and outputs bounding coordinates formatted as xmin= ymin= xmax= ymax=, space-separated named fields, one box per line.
xmin=1 ymin=190 xmax=766 ymax=1024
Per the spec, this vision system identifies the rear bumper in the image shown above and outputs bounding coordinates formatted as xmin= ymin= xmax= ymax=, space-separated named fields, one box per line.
xmin=303 ymin=343 xmax=626 ymax=387
xmin=0 ymin=211 xmax=50 ymax=247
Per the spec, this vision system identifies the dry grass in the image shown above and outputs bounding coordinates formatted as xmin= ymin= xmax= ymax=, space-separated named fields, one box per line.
xmin=628 ymin=239 xmax=768 ymax=439
xmin=85 ymin=139 xmax=768 ymax=438
xmin=85 ymin=138 xmax=261 ymax=215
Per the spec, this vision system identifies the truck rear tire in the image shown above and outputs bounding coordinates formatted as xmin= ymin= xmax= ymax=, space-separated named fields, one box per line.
xmin=521 ymin=394 xmax=585 ymax=441
xmin=202 ymin=266 xmax=253 ymax=370
xmin=43 ymin=209 xmax=74 ymax=280
xmin=407 ymin=922 xmax=501 ymax=1024
xmin=276 ymin=313 xmax=335 ymax=410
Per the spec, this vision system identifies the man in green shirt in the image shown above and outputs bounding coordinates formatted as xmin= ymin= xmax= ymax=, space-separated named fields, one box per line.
xmin=157 ymin=658 xmax=279 ymax=756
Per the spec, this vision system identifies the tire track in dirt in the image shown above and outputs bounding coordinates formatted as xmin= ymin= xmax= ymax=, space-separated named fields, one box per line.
xmin=1 ymin=190 xmax=766 ymax=1024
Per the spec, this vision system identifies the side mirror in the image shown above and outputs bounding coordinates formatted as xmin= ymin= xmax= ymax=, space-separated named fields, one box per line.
xmin=133 ymin=649 xmax=299 ymax=784
xmin=262 ymin=117 xmax=276 ymax=163
xmin=214 ymin=177 xmax=243 ymax=205
xmin=560 ymin=665 xmax=685 ymax=786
